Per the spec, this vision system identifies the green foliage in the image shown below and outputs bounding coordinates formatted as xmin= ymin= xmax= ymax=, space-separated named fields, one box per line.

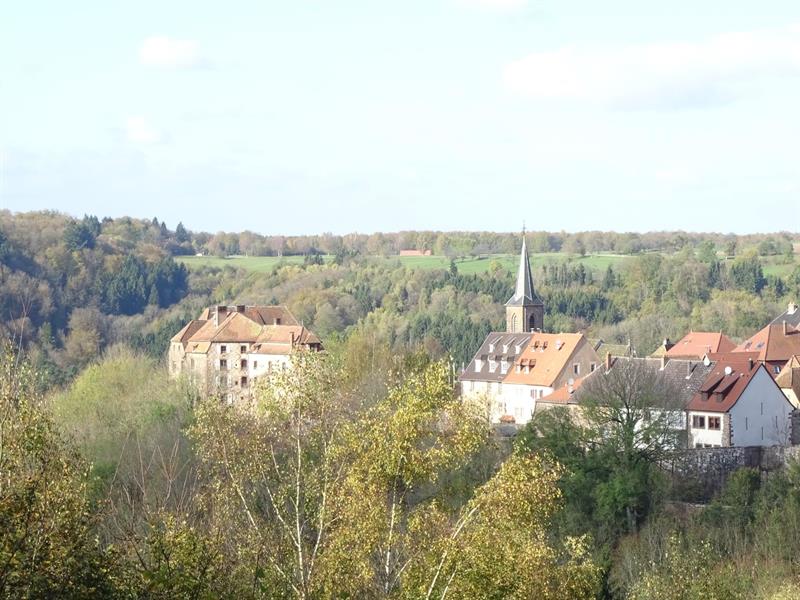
xmin=64 ymin=214 xmax=100 ymax=250
xmin=0 ymin=348 xmax=118 ymax=597
xmin=51 ymin=346 xmax=195 ymax=486
xmin=730 ymin=253 xmax=766 ymax=294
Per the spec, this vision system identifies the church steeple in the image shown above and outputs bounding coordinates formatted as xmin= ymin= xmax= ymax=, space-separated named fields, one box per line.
xmin=506 ymin=233 xmax=544 ymax=333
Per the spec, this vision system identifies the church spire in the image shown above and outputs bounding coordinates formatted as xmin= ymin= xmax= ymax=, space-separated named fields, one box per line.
xmin=507 ymin=234 xmax=535 ymax=306
xmin=505 ymin=233 xmax=544 ymax=333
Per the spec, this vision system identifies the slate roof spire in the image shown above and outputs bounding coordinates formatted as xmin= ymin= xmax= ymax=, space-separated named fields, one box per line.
xmin=506 ymin=233 xmax=538 ymax=307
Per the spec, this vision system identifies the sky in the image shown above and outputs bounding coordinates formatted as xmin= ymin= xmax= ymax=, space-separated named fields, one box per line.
xmin=1 ymin=0 xmax=799 ymax=235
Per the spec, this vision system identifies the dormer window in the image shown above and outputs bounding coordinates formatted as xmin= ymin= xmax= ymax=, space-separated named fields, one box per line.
xmin=501 ymin=360 xmax=509 ymax=374
xmin=489 ymin=343 xmax=495 ymax=352
xmin=475 ymin=359 xmax=483 ymax=371
xmin=502 ymin=344 xmax=509 ymax=354
xmin=489 ymin=360 xmax=497 ymax=373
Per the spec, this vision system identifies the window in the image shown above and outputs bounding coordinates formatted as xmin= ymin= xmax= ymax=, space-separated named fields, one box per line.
xmin=241 ymin=359 xmax=248 ymax=369
xmin=498 ymin=382 xmax=503 ymax=394
xmin=573 ymin=364 xmax=580 ymax=376
xmin=253 ymin=360 xmax=258 ymax=369
xmin=708 ymin=416 xmax=720 ymax=430
xmin=219 ymin=359 xmax=227 ymax=369
xmin=745 ymin=417 xmax=749 ymax=430
xmin=590 ymin=363 xmax=597 ymax=372
xmin=241 ymin=376 xmax=248 ymax=388
xmin=511 ymin=314 xmax=518 ymax=332
xmin=220 ymin=345 xmax=227 ymax=353
xmin=240 ymin=345 xmax=247 ymax=353
xmin=774 ymin=365 xmax=781 ymax=374
xmin=692 ymin=415 xmax=705 ymax=428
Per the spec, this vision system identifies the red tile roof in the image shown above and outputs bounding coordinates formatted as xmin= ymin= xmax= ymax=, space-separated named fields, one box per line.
xmin=171 ymin=305 xmax=321 ymax=354
xmin=539 ymin=373 xmax=591 ymax=404
xmin=665 ymin=331 xmax=736 ymax=359
xmin=687 ymin=358 xmax=762 ymax=413
xmin=503 ymin=333 xmax=589 ymax=387
xmin=735 ymin=322 xmax=800 ymax=363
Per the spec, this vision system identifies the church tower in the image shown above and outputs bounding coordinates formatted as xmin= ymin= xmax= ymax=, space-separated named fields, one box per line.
xmin=506 ymin=235 xmax=544 ymax=333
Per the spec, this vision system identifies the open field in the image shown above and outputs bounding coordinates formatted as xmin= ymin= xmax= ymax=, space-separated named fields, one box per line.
xmin=178 ymin=252 xmax=632 ymax=275
xmin=176 ymin=255 xmax=323 ymax=272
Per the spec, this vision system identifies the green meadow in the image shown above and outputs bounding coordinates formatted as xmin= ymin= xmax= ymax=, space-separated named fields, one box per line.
xmin=178 ymin=252 xmax=632 ymax=276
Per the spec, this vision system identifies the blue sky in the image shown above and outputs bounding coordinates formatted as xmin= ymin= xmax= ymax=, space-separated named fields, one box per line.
xmin=1 ymin=0 xmax=799 ymax=235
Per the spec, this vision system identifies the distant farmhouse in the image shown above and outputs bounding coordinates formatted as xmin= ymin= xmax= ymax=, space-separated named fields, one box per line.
xmin=459 ymin=237 xmax=599 ymax=424
xmin=169 ymin=305 xmax=322 ymax=402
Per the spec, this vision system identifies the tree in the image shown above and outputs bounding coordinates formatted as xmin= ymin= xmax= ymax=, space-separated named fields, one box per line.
xmin=697 ymin=240 xmax=717 ymax=263
xmin=579 ymin=359 xmax=683 ymax=527
xmin=175 ymin=221 xmax=190 ymax=243
xmin=518 ymin=358 xmax=682 ymax=544
xmin=64 ymin=215 xmax=100 ymax=250
xmin=729 ymin=254 xmax=765 ymax=294
xmin=0 ymin=349 xmax=117 ymax=596
xmin=317 ymin=360 xmax=487 ymax=597
xmin=406 ymin=454 xmax=601 ymax=599
xmin=189 ymin=350 xmax=353 ymax=598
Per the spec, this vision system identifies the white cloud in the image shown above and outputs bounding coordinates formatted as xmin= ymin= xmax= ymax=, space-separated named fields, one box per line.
xmin=126 ymin=116 xmax=163 ymax=144
xmin=456 ymin=0 xmax=527 ymax=11
xmin=139 ymin=36 xmax=206 ymax=69
xmin=504 ymin=25 xmax=800 ymax=110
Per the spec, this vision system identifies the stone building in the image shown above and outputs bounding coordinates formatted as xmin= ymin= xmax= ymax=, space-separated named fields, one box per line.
xmin=169 ymin=304 xmax=322 ymax=402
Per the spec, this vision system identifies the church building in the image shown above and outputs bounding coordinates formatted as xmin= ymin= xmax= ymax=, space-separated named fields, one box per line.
xmin=459 ymin=236 xmax=599 ymax=424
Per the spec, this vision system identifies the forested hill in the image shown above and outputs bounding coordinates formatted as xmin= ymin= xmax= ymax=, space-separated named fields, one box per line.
xmin=0 ymin=211 xmax=190 ymax=383
xmin=1 ymin=210 xmax=799 ymax=389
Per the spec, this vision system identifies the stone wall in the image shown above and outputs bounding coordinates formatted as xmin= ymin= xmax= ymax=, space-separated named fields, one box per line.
xmin=665 ymin=445 xmax=800 ymax=499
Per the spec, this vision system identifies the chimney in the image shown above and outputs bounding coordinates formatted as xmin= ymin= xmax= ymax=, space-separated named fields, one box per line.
xmin=748 ymin=357 xmax=754 ymax=370
xmin=214 ymin=305 xmax=227 ymax=326
xmin=274 ymin=317 xmax=281 ymax=325
xmin=605 ymin=351 xmax=612 ymax=371
xmin=236 ymin=304 xmax=246 ymax=313
xmin=789 ymin=302 xmax=798 ymax=315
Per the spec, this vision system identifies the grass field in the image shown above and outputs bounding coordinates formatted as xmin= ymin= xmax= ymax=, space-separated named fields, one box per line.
xmin=177 ymin=255 xmax=320 ymax=272
xmin=178 ymin=252 xmax=632 ymax=276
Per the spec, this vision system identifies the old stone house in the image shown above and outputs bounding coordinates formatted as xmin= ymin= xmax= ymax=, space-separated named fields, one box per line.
xmin=169 ymin=304 xmax=322 ymax=402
